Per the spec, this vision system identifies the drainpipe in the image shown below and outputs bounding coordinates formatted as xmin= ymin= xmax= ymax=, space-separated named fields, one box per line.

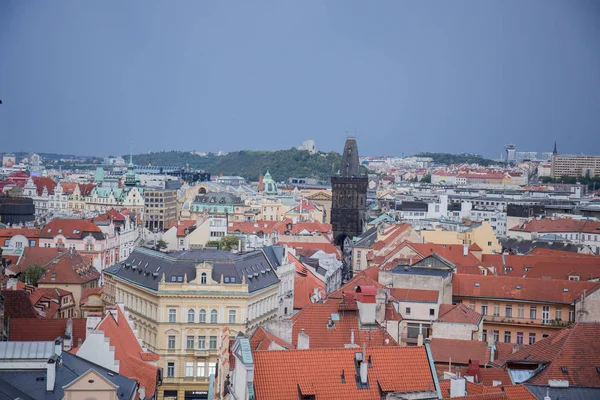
xmin=425 ymin=340 xmax=442 ymax=399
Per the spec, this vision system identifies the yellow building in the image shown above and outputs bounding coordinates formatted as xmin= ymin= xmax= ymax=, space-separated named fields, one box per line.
xmin=421 ymin=221 xmax=501 ymax=254
xmin=103 ymin=247 xmax=281 ymax=400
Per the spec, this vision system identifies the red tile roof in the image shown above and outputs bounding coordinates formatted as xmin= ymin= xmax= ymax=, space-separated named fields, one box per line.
xmin=509 ymin=218 xmax=600 ymax=234
xmin=290 ymin=253 xmax=325 ymax=310
xmin=252 ymin=346 xmax=435 ymax=400
xmin=437 ymin=303 xmax=482 ymax=325
xmin=40 ymin=218 xmax=104 ymax=239
xmin=328 ymin=266 xmax=383 ymax=300
xmin=1 ymin=289 xmax=39 ymax=319
xmin=0 ymin=227 xmax=41 ymax=240
xmin=249 ymin=327 xmax=293 ymax=351
xmin=438 ymin=380 xmax=488 ymax=397
xmin=9 ymin=318 xmax=87 ymax=345
xmin=32 ymin=176 xmax=57 ymax=195
xmin=469 ymin=243 xmax=483 ymax=251
xmin=290 ymin=299 xmax=396 ymax=349
xmin=169 ymin=219 xmax=196 ymax=237
xmin=475 ymin=368 xmax=512 ymax=386
xmin=503 ymin=322 xmax=600 ymax=387
xmin=29 ymin=287 xmax=73 ymax=319
xmin=280 ymin=240 xmax=341 ymax=259
xmin=429 ymin=338 xmax=515 ymax=366
xmin=93 ymin=307 xmax=159 ymax=396
xmin=390 ymin=288 xmax=439 ymax=303
xmin=453 ymin=274 xmax=599 ymax=304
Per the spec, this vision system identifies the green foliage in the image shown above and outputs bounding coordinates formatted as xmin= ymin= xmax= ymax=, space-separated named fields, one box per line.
xmin=539 ymin=175 xmax=600 ymax=189
xmin=156 ymin=239 xmax=168 ymax=250
xmin=205 ymin=240 xmax=220 ymax=249
xmin=131 ymin=149 xmax=343 ymax=182
xmin=415 ymin=152 xmax=498 ymax=166
xmin=420 ymin=174 xmax=431 ymax=183
xmin=19 ymin=264 xmax=46 ymax=285
xmin=219 ymin=235 xmax=240 ymax=251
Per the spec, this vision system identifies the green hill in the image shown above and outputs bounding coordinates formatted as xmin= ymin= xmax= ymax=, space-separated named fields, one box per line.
xmin=131 ymin=149 xmax=344 ymax=182
xmin=414 ymin=152 xmax=498 ymax=166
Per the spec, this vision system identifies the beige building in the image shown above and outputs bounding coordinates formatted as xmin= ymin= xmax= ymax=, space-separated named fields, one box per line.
xmin=102 ymin=247 xmax=281 ymax=400
xmin=552 ymin=154 xmax=600 ymax=178
xmin=421 ymin=221 xmax=501 ymax=255
xmin=304 ymin=190 xmax=332 ymax=223
xmin=145 ymin=188 xmax=178 ymax=232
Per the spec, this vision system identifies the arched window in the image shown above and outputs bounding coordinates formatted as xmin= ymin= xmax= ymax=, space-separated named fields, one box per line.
xmin=210 ymin=309 xmax=218 ymax=324
xmin=201 ymin=272 xmax=207 ymax=284
xmin=187 ymin=309 xmax=195 ymax=323
xmin=199 ymin=309 xmax=206 ymax=323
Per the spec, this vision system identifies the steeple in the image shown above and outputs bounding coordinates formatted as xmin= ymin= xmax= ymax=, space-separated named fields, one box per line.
xmin=125 ymin=152 xmax=136 ymax=187
xmin=340 ymin=137 xmax=361 ymax=177
xmin=553 ymin=141 xmax=558 ymax=156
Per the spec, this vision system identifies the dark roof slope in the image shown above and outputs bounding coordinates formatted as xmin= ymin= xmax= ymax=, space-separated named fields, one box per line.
xmin=9 ymin=318 xmax=87 ymax=345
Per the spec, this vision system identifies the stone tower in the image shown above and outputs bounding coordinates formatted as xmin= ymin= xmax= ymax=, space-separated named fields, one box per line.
xmin=331 ymin=137 xmax=368 ymax=246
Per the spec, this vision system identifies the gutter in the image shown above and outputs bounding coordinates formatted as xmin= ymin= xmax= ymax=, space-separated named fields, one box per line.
xmin=424 ymin=340 xmax=442 ymax=399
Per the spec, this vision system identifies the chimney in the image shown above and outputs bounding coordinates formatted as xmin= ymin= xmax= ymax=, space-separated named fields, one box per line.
xmin=54 ymin=338 xmax=62 ymax=357
xmin=463 ymin=244 xmax=468 ymax=256
xmin=450 ymin=377 xmax=466 ymax=398
xmin=544 ymin=389 xmax=551 ymax=400
xmin=355 ymin=286 xmax=377 ymax=326
xmin=350 ymin=329 xmax=355 ymax=345
xmin=359 ymin=343 xmax=368 ymax=385
xmin=46 ymin=355 xmax=58 ymax=392
xmin=63 ymin=318 xmax=73 ymax=351
xmin=489 ymin=344 xmax=496 ymax=363
xmin=258 ymin=175 xmax=264 ymax=192
xmin=417 ymin=332 xmax=424 ymax=347
xmin=298 ymin=328 xmax=310 ymax=349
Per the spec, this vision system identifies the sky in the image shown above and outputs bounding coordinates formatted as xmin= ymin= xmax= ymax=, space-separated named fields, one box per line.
xmin=1 ymin=1 xmax=600 ymax=158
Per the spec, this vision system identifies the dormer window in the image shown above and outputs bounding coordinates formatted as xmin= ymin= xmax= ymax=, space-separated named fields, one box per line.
xmin=201 ymin=272 xmax=207 ymax=284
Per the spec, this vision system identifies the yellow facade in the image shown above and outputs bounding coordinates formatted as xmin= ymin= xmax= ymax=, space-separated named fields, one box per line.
xmin=420 ymin=229 xmax=462 ymax=245
xmin=422 ymin=222 xmax=500 ymax=254
xmin=103 ymin=261 xmax=279 ymax=400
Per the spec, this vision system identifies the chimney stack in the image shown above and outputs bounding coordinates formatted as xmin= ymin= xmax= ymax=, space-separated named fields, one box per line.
xmin=54 ymin=338 xmax=62 ymax=357
xmin=63 ymin=318 xmax=73 ymax=350
xmin=350 ymin=329 xmax=355 ymax=345
xmin=359 ymin=343 xmax=368 ymax=385
xmin=450 ymin=377 xmax=466 ymax=398
xmin=417 ymin=332 xmax=424 ymax=347
xmin=46 ymin=355 xmax=58 ymax=392
xmin=298 ymin=328 xmax=310 ymax=349
xmin=463 ymin=244 xmax=469 ymax=257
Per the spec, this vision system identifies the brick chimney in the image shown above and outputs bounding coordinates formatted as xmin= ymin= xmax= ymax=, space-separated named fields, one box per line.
xmin=298 ymin=328 xmax=310 ymax=349
xmin=355 ymin=286 xmax=377 ymax=326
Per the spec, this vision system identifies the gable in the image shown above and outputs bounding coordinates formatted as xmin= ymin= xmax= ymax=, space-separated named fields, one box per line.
xmin=63 ymin=368 xmax=119 ymax=391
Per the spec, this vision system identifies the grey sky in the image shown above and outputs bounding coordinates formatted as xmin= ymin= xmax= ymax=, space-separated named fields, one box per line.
xmin=1 ymin=0 xmax=599 ymax=158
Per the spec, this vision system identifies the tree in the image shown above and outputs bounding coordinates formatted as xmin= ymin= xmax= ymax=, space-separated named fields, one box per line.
xmin=220 ymin=235 xmax=240 ymax=252
xmin=420 ymin=174 xmax=432 ymax=183
xmin=19 ymin=264 xmax=46 ymax=285
xmin=156 ymin=239 xmax=168 ymax=251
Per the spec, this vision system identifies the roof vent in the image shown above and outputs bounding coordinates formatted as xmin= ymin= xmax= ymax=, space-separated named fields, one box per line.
xmin=561 ymin=366 xmax=568 ymax=373
xmin=474 ymin=283 xmax=480 ymax=287
xmin=516 ymin=285 xmax=521 ymax=290
xmin=563 ymin=288 xmax=569 ymax=292
xmin=152 ymin=272 xmax=158 ymax=277
xmin=132 ymin=265 xmax=137 ymax=270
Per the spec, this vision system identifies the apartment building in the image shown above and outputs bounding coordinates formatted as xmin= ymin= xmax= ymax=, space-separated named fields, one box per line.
xmin=144 ymin=188 xmax=178 ymax=232
xmin=452 ymin=274 xmax=600 ymax=345
xmin=102 ymin=247 xmax=281 ymax=400
xmin=551 ymin=154 xmax=600 ymax=178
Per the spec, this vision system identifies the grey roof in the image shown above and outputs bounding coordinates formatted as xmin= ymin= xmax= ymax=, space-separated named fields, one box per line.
xmin=262 ymin=245 xmax=284 ymax=269
xmin=0 ymin=342 xmax=54 ymax=360
xmin=525 ymin=385 xmax=600 ymax=400
xmin=391 ymin=265 xmax=452 ymax=278
xmin=104 ymin=247 xmax=280 ymax=293
xmin=193 ymin=192 xmax=243 ymax=205
xmin=353 ymin=225 xmax=379 ymax=247
xmin=499 ymin=237 xmax=585 ymax=255
xmin=396 ymin=201 xmax=428 ymax=212
xmin=0 ymin=351 xmax=137 ymax=400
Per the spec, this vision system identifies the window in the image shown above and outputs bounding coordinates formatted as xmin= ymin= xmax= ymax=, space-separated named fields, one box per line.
xmin=228 ymin=309 xmax=237 ymax=324
xmin=210 ymin=309 xmax=218 ymax=324
xmin=201 ymin=272 xmax=207 ymax=284
xmin=185 ymin=362 xmax=194 ymax=377
xmin=493 ymin=304 xmax=500 ymax=316
xmin=469 ymin=301 xmax=476 ymax=310
xmin=198 ymin=336 xmax=206 ymax=349
xmin=208 ymin=362 xmax=216 ymax=376
xmin=555 ymin=308 xmax=562 ymax=320
xmin=197 ymin=362 xmax=206 ymax=377
xmin=209 ymin=336 xmax=217 ymax=349
xmin=530 ymin=306 xmax=537 ymax=320
xmin=405 ymin=307 xmax=412 ymax=315
xmin=488 ymin=241 xmax=492 ymax=246
xmin=482 ymin=330 xmax=487 ymax=342
xmin=518 ymin=305 xmax=524 ymax=319
xmin=199 ymin=309 xmax=206 ymax=323
xmin=85 ymin=244 xmax=93 ymax=252
xmin=51 ymin=270 xmax=56 ymax=281
xmin=186 ymin=336 xmax=194 ymax=349
xmin=569 ymin=309 xmax=575 ymax=322
xmin=516 ymin=332 xmax=523 ymax=345
xmin=493 ymin=330 xmax=499 ymax=343
xmin=542 ymin=305 xmax=550 ymax=324
xmin=187 ymin=309 xmax=195 ymax=323
xmin=504 ymin=331 xmax=511 ymax=343
xmin=481 ymin=303 xmax=488 ymax=316
xmin=168 ymin=336 xmax=176 ymax=349
xmin=168 ymin=309 xmax=177 ymax=323
xmin=529 ymin=333 xmax=536 ymax=345
xmin=167 ymin=362 xmax=175 ymax=377
xmin=429 ymin=308 xmax=435 ymax=316
xmin=506 ymin=304 xmax=513 ymax=318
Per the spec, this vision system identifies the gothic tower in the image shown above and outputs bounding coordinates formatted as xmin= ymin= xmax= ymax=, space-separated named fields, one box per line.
xmin=331 ymin=137 xmax=368 ymax=246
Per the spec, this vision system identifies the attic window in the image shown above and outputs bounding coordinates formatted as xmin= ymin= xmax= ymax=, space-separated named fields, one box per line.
xmin=178 ymin=277 xmax=183 ymax=282
xmin=58 ymin=229 xmax=62 ymax=233
xmin=47 ymin=229 xmax=51 ymax=232
xmin=474 ymin=283 xmax=480 ymax=287
xmin=563 ymin=288 xmax=569 ymax=292
xmin=219 ymin=198 xmax=225 ymax=204
xmin=231 ymin=277 xmax=236 ymax=283
xmin=171 ymin=276 xmax=177 ymax=282
xmin=73 ymin=230 xmax=80 ymax=234
xmin=596 ymin=367 xmax=600 ymax=374
xmin=224 ymin=277 xmax=230 ymax=283
xmin=524 ymin=267 xmax=530 ymax=272
xmin=516 ymin=285 xmax=522 ymax=290
xmin=561 ymin=366 xmax=568 ymax=373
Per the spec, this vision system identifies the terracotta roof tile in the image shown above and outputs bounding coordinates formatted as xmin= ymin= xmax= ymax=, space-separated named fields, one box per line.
xmin=509 ymin=218 xmax=600 ymax=234
xmin=0 ymin=227 xmax=41 ymax=240
xmin=250 ymin=327 xmax=293 ymax=351
xmin=40 ymin=218 xmax=104 ymax=239
xmin=32 ymin=176 xmax=57 ymax=196
xmin=453 ymin=274 xmax=599 ymax=304
xmin=430 ymin=338 xmax=497 ymax=366
xmin=80 ymin=287 xmax=104 ymax=305
xmin=328 ymin=267 xmax=383 ymax=299
xmin=9 ymin=318 xmax=87 ymax=345
xmin=253 ymin=346 xmax=435 ymax=400
xmin=437 ymin=303 xmax=482 ymax=325
xmin=390 ymin=288 xmax=439 ymax=303
xmin=1 ymin=289 xmax=39 ymax=319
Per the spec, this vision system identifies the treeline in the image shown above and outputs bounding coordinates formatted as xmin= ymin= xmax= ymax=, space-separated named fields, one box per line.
xmin=415 ymin=152 xmax=498 ymax=166
xmin=131 ymin=149 xmax=344 ymax=182
xmin=540 ymin=175 xmax=600 ymax=190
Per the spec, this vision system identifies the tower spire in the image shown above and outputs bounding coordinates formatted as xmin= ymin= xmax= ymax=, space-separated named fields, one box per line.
xmin=553 ymin=141 xmax=558 ymax=155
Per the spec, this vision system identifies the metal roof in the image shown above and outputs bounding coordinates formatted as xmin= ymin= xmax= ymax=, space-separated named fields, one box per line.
xmin=0 ymin=341 xmax=54 ymax=360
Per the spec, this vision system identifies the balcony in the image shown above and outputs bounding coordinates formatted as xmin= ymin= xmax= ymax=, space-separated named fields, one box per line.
xmin=483 ymin=315 xmax=571 ymax=328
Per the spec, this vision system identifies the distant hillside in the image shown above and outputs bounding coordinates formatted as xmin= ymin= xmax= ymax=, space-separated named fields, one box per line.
xmin=131 ymin=149 xmax=344 ymax=182
xmin=415 ymin=152 xmax=498 ymax=166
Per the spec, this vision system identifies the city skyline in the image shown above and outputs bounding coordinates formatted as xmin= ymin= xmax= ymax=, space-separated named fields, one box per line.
xmin=1 ymin=1 xmax=600 ymax=157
